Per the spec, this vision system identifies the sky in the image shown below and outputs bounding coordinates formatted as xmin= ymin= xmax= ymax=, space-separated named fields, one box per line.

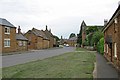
xmin=0 ymin=0 xmax=119 ymax=38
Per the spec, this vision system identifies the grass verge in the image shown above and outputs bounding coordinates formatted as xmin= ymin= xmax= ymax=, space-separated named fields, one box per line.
xmin=2 ymin=48 xmax=96 ymax=78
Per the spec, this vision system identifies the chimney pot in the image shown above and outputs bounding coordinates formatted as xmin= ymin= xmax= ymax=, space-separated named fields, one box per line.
xmin=18 ymin=26 xmax=21 ymax=34
xmin=104 ymin=19 xmax=108 ymax=26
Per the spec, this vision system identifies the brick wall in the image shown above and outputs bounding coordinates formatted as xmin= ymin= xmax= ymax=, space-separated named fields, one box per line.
xmin=25 ymin=32 xmax=37 ymax=49
xmin=0 ymin=26 xmax=2 ymax=53
xmin=37 ymin=37 xmax=43 ymax=49
xmin=2 ymin=26 xmax=16 ymax=53
xmin=49 ymin=37 xmax=54 ymax=48
xmin=104 ymin=14 xmax=120 ymax=70
xmin=16 ymin=40 xmax=28 ymax=51
xmin=43 ymin=39 xmax=49 ymax=49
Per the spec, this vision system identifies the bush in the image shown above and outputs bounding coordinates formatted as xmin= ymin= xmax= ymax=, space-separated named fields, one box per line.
xmin=91 ymin=31 xmax=103 ymax=46
xmin=97 ymin=37 xmax=104 ymax=55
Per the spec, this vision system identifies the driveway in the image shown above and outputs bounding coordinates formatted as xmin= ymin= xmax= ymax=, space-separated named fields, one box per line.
xmin=2 ymin=47 xmax=75 ymax=68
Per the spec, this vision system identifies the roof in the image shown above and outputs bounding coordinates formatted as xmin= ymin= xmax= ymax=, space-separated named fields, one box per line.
xmin=32 ymin=28 xmax=49 ymax=40
xmin=44 ymin=30 xmax=54 ymax=39
xmin=16 ymin=33 xmax=28 ymax=41
xmin=69 ymin=37 xmax=77 ymax=41
xmin=103 ymin=5 xmax=120 ymax=32
xmin=0 ymin=18 xmax=15 ymax=27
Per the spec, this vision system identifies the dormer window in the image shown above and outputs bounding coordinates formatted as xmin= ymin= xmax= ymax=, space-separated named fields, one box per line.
xmin=5 ymin=27 xmax=10 ymax=34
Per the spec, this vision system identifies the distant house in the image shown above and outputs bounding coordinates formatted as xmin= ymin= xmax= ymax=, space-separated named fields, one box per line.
xmin=24 ymin=28 xmax=49 ymax=49
xmin=16 ymin=26 xmax=28 ymax=51
xmin=103 ymin=5 xmax=120 ymax=70
xmin=0 ymin=18 xmax=16 ymax=53
xmin=68 ymin=36 xmax=77 ymax=47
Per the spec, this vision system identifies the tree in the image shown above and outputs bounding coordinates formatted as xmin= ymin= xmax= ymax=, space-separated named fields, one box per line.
xmin=77 ymin=25 xmax=82 ymax=47
xmin=91 ymin=31 xmax=103 ymax=46
xmin=53 ymin=35 xmax=60 ymax=41
xmin=69 ymin=33 xmax=76 ymax=38
xmin=86 ymin=26 xmax=98 ymax=35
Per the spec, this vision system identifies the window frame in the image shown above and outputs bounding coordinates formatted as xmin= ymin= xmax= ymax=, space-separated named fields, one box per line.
xmin=4 ymin=39 xmax=10 ymax=47
xmin=5 ymin=27 xmax=10 ymax=34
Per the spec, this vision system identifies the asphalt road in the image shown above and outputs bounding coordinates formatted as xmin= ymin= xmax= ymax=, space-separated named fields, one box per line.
xmin=2 ymin=47 xmax=75 ymax=68
xmin=96 ymin=53 xmax=119 ymax=78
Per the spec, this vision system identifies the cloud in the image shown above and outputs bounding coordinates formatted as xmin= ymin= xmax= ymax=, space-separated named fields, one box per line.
xmin=0 ymin=0 xmax=120 ymax=38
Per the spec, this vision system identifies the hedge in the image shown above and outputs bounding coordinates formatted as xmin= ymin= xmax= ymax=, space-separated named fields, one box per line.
xmin=97 ymin=37 xmax=104 ymax=55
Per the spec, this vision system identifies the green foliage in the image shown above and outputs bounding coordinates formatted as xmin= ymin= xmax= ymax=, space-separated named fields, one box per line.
xmin=91 ymin=31 xmax=103 ymax=46
xmin=69 ymin=33 xmax=76 ymax=38
xmin=53 ymin=35 xmax=60 ymax=41
xmin=86 ymin=26 xmax=98 ymax=35
xmin=97 ymin=37 xmax=104 ymax=55
xmin=77 ymin=27 xmax=82 ymax=46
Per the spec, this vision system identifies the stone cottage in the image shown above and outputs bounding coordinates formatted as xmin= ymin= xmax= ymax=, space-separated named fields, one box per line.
xmin=16 ymin=26 xmax=28 ymax=51
xmin=24 ymin=28 xmax=49 ymax=49
xmin=103 ymin=5 xmax=120 ymax=71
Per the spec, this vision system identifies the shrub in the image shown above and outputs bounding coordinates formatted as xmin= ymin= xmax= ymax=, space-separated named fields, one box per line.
xmin=97 ymin=37 xmax=104 ymax=55
xmin=91 ymin=31 xmax=103 ymax=46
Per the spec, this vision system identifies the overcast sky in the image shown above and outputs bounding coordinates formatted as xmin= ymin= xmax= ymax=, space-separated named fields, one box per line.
xmin=0 ymin=0 xmax=119 ymax=38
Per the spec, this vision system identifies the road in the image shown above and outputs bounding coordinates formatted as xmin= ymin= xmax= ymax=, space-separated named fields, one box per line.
xmin=2 ymin=47 xmax=75 ymax=68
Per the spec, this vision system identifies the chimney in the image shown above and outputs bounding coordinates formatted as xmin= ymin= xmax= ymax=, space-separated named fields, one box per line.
xmin=49 ymin=29 xmax=51 ymax=33
xmin=46 ymin=25 xmax=48 ymax=31
xmin=18 ymin=26 xmax=21 ymax=34
xmin=104 ymin=19 xmax=108 ymax=26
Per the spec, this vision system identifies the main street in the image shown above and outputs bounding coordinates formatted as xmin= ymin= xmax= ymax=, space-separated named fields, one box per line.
xmin=2 ymin=47 xmax=75 ymax=68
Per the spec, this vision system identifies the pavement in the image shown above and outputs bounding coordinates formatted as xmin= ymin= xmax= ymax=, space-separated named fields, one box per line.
xmin=1 ymin=47 xmax=75 ymax=68
xmin=96 ymin=53 xmax=119 ymax=78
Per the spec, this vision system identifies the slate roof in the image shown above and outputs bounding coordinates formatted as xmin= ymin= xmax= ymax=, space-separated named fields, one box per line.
xmin=32 ymin=28 xmax=49 ymax=40
xmin=44 ymin=30 xmax=54 ymax=39
xmin=69 ymin=37 xmax=77 ymax=41
xmin=0 ymin=18 xmax=15 ymax=27
xmin=16 ymin=33 xmax=28 ymax=41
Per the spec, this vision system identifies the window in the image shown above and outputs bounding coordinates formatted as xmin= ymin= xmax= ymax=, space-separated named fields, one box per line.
xmin=4 ymin=39 xmax=10 ymax=47
xmin=114 ymin=43 xmax=117 ymax=58
xmin=23 ymin=41 xmax=26 ymax=46
xmin=5 ymin=27 xmax=10 ymax=34
xmin=104 ymin=44 xmax=106 ymax=52
xmin=107 ymin=44 xmax=108 ymax=53
xmin=19 ymin=41 xmax=22 ymax=46
xmin=19 ymin=41 xmax=26 ymax=46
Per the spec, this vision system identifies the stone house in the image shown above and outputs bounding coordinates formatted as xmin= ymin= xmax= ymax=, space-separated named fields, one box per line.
xmin=103 ymin=5 xmax=120 ymax=71
xmin=24 ymin=28 xmax=49 ymax=49
xmin=80 ymin=21 xmax=103 ymax=47
xmin=44 ymin=25 xmax=55 ymax=48
xmin=68 ymin=36 xmax=77 ymax=47
xmin=0 ymin=18 xmax=16 ymax=53
xmin=16 ymin=26 xmax=28 ymax=51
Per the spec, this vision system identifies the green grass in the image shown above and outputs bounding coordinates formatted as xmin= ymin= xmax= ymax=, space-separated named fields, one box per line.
xmin=0 ymin=68 xmax=1 ymax=79
xmin=76 ymin=47 xmax=89 ymax=51
xmin=2 ymin=48 xmax=96 ymax=78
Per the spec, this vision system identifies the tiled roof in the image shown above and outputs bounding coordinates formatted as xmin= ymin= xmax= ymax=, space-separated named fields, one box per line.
xmin=44 ymin=30 xmax=54 ymax=38
xmin=16 ymin=33 xmax=28 ymax=41
xmin=32 ymin=28 xmax=49 ymax=40
xmin=0 ymin=18 xmax=15 ymax=27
